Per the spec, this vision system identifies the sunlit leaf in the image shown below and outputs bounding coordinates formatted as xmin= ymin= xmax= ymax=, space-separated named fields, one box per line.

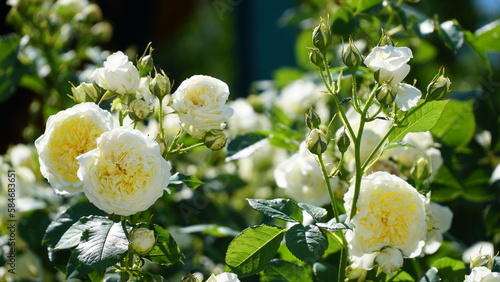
xmin=225 ymin=224 xmax=285 ymax=277
xmin=430 ymin=99 xmax=475 ymax=148
xmin=261 ymin=259 xmax=312 ymax=282
xmin=431 ymin=257 xmax=466 ymax=281
xmin=142 ymin=225 xmax=184 ymax=266
xmin=226 ymin=133 xmax=268 ymax=161
xmin=248 ymin=198 xmax=303 ymax=223
xmin=438 ymin=20 xmax=464 ymax=52
xmin=285 ymin=224 xmax=328 ymax=264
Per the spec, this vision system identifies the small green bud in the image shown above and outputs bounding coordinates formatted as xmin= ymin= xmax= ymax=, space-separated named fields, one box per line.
xmin=411 ymin=157 xmax=430 ymax=188
xmin=375 ymin=83 xmax=396 ymax=105
xmin=378 ymin=30 xmax=394 ymax=46
xmin=138 ymin=45 xmax=154 ymax=77
xmin=305 ymin=108 xmax=321 ymax=130
xmin=312 ymin=15 xmax=332 ymax=50
xmin=70 ymin=82 xmax=100 ymax=103
xmin=342 ymin=37 xmax=363 ymax=71
xmin=336 ymin=131 xmax=350 ymax=154
xmin=203 ymin=129 xmax=227 ymax=151
xmin=129 ymin=99 xmax=153 ymax=121
xmin=425 ymin=67 xmax=451 ymax=101
xmin=130 ymin=228 xmax=156 ymax=254
xmin=308 ymin=47 xmax=324 ymax=67
xmin=149 ymin=70 xmax=171 ymax=99
xmin=306 ymin=128 xmax=328 ymax=155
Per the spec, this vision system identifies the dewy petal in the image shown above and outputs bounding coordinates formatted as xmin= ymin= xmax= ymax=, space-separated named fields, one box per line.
xmin=394 ymin=83 xmax=422 ymax=111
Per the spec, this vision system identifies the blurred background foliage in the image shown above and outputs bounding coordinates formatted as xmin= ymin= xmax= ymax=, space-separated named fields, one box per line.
xmin=1 ymin=0 xmax=500 ymax=280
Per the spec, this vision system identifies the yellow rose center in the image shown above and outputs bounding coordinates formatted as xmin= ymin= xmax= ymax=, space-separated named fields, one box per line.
xmin=357 ymin=190 xmax=419 ymax=249
xmin=187 ymin=84 xmax=214 ymax=107
xmin=47 ymin=115 xmax=105 ymax=183
xmin=92 ymin=146 xmax=154 ymax=197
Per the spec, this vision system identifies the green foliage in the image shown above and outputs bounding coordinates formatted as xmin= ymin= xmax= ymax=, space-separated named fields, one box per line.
xmin=285 ymin=224 xmax=328 ymax=265
xmin=141 ymin=225 xmax=184 ymax=266
xmin=430 ymin=99 xmax=475 ymax=148
xmin=226 ymin=132 xmax=268 ymax=161
xmin=247 ymin=198 xmax=304 ymax=223
xmin=169 ymin=172 xmax=204 ymax=190
xmin=225 ymin=224 xmax=285 ymax=277
xmin=430 ymin=257 xmax=466 ymax=281
xmin=260 ymin=259 xmax=312 ymax=282
xmin=389 ymin=100 xmax=449 ymax=144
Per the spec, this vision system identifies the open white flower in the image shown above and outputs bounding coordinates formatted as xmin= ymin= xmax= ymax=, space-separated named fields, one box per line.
xmin=35 ymin=102 xmax=114 ymax=194
xmin=274 ymin=142 xmax=340 ymax=206
xmin=344 ymin=172 xmax=427 ymax=274
xmin=90 ymin=51 xmax=140 ymax=95
xmin=465 ymin=267 xmax=500 ymax=282
xmin=77 ymin=127 xmax=171 ymax=216
xmin=393 ymin=83 xmax=422 ymax=111
xmin=364 ymin=45 xmax=412 ymax=85
xmin=171 ymin=75 xmax=233 ymax=139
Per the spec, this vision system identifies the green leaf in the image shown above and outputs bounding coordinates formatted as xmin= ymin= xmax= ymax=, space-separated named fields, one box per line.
xmin=388 ymin=100 xmax=449 ymax=144
xmin=430 ymin=99 xmax=475 ymax=148
xmin=474 ymin=20 xmax=500 ymax=52
xmin=437 ymin=20 xmax=464 ymax=52
xmin=297 ymin=203 xmax=328 ymax=223
xmin=430 ymin=257 xmax=466 ymax=281
xmin=349 ymin=0 xmax=383 ymax=13
xmin=226 ymin=133 xmax=268 ymax=161
xmin=313 ymin=262 xmax=338 ymax=282
xmin=178 ymin=224 xmax=240 ymax=237
xmin=430 ymin=165 xmax=463 ymax=202
xmin=168 ymin=172 xmax=203 ymax=189
xmin=316 ymin=220 xmax=354 ymax=232
xmin=285 ymin=224 xmax=328 ymax=264
xmin=484 ymin=203 xmax=500 ymax=236
xmin=142 ymin=225 xmax=184 ymax=266
xmin=225 ymin=224 xmax=285 ymax=278
xmin=55 ymin=216 xmax=107 ymax=250
xmin=247 ymin=198 xmax=303 ymax=223
xmin=386 ymin=270 xmax=414 ymax=281
xmin=43 ymin=202 xmax=107 ymax=248
xmin=418 ymin=267 xmax=440 ymax=282
xmin=66 ymin=251 xmax=94 ymax=280
xmin=74 ymin=219 xmax=131 ymax=274
xmin=330 ymin=8 xmax=360 ymax=36
xmin=261 ymin=259 xmax=312 ymax=282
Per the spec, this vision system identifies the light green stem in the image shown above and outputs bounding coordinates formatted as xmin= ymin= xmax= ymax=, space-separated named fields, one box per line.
xmin=318 ymin=155 xmax=340 ymax=223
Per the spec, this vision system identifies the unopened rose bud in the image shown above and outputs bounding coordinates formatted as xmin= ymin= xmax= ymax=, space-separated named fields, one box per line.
xmin=308 ymin=47 xmax=324 ymax=67
xmin=305 ymin=108 xmax=321 ymax=130
xmin=342 ymin=38 xmax=362 ymax=71
xmin=470 ymin=254 xmax=494 ymax=269
xmin=70 ymin=82 xmax=100 ymax=103
xmin=130 ymin=228 xmax=156 ymax=254
xmin=411 ymin=157 xmax=430 ymax=188
xmin=376 ymin=247 xmax=404 ymax=276
xmin=138 ymin=45 xmax=154 ymax=77
xmin=337 ymin=131 xmax=350 ymax=154
xmin=306 ymin=128 xmax=328 ymax=155
xmin=129 ymin=99 xmax=152 ymax=121
xmin=425 ymin=67 xmax=451 ymax=101
xmin=378 ymin=30 xmax=395 ymax=46
xmin=149 ymin=70 xmax=171 ymax=99
xmin=312 ymin=15 xmax=332 ymax=50
xmin=376 ymin=83 xmax=396 ymax=105
xmin=204 ymin=129 xmax=227 ymax=151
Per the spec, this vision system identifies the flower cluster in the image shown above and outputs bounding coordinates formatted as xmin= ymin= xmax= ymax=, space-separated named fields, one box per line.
xmin=35 ymin=49 xmax=234 ymax=216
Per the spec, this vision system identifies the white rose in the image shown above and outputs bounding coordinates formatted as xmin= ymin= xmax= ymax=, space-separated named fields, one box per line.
xmin=77 ymin=127 xmax=171 ymax=216
xmin=423 ymin=199 xmax=453 ymax=254
xmin=206 ymin=272 xmax=240 ymax=282
xmin=344 ymin=172 xmax=427 ymax=260
xmin=171 ymin=75 xmax=234 ymax=139
xmin=463 ymin=241 xmax=495 ymax=268
xmin=274 ymin=142 xmax=340 ymax=206
xmin=277 ymin=79 xmax=324 ymax=120
xmin=35 ymin=102 xmax=114 ymax=194
xmin=465 ymin=267 xmax=500 ymax=282
xmin=90 ymin=51 xmax=140 ymax=95
xmin=364 ymin=45 xmax=413 ymax=85
xmin=393 ymin=83 xmax=422 ymax=111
